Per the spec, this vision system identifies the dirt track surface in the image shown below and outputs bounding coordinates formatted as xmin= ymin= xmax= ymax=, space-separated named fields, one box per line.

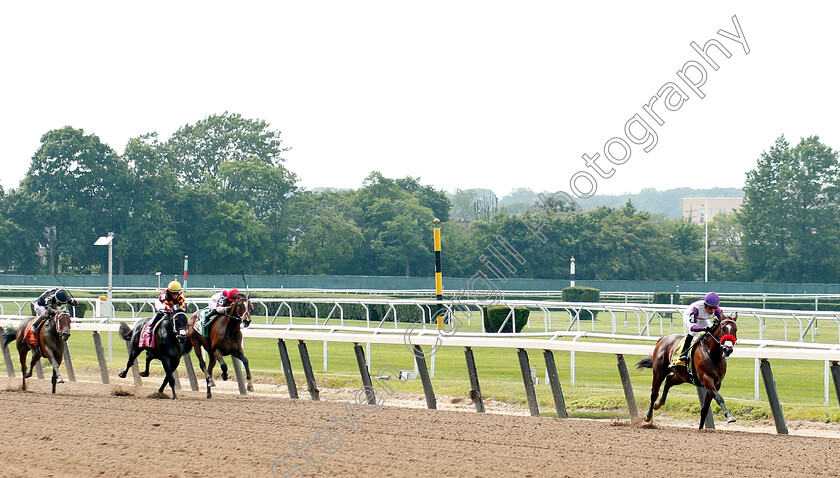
xmin=1 ymin=378 xmax=839 ymax=477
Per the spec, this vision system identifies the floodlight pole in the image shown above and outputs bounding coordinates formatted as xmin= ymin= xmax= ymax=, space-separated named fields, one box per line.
xmin=107 ymin=232 xmax=114 ymax=303
xmin=704 ymin=199 xmax=709 ymax=283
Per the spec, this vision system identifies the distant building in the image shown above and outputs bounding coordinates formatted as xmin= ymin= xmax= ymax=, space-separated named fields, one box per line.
xmin=682 ymin=197 xmax=742 ymax=225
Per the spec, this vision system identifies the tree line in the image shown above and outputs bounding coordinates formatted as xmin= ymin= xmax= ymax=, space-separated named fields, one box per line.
xmin=0 ymin=113 xmax=836 ymax=283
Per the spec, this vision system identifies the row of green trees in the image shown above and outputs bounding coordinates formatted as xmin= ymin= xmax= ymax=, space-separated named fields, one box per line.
xmin=0 ymin=113 xmax=836 ymax=283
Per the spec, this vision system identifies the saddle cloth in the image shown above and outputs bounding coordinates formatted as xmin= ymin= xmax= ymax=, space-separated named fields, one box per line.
xmin=670 ymin=336 xmax=690 ymax=368
xmin=139 ymin=320 xmax=162 ymax=348
xmin=194 ymin=309 xmax=212 ymax=337
xmin=24 ymin=323 xmax=39 ymax=347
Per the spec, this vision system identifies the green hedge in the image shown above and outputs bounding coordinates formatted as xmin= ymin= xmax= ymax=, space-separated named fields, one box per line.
xmin=562 ymin=286 xmax=600 ymax=320
xmin=482 ymin=306 xmax=530 ymax=333
xmin=653 ymin=292 xmax=680 ymax=304
xmin=261 ymin=301 xmax=424 ymax=323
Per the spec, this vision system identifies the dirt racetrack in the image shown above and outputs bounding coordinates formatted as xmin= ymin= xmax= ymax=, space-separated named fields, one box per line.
xmin=1 ymin=377 xmax=839 ymax=477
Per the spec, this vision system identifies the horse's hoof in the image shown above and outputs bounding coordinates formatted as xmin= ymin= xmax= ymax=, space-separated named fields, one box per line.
xmin=118 ymin=371 xmax=127 ymax=379
xmin=727 ymin=416 xmax=737 ymax=423
xmin=209 ymin=380 xmax=216 ymax=387
xmin=57 ymin=378 xmax=64 ymax=384
xmin=222 ymin=373 xmax=228 ymax=381
xmin=24 ymin=373 xmax=32 ymax=379
xmin=653 ymin=403 xmax=662 ymax=411
xmin=206 ymin=392 xmax=212 ymax=399
xmin=247 ymin=384 xmax=254 ymax=392
xmin=140 ymin=371 xmax=149 ymax=377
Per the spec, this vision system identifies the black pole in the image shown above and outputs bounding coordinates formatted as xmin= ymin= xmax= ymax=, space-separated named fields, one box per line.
xmin=543 ymin=350 xmax=567 ymax=418
xmin=616 ymin=354 xmax=638 ymax=420
xmin=414 ymin=345 xmax=436 ymax=409
xmin=353 ymin=343 xmax=376 ymax=405
xmin=464 ymin=347 xmax=485 ymax=413
xmin=298 ymin=340 xmax=320 ymax=401
xmin=760 ymin=359 xmax=789 ymax=434
xmin=517 ymin=349 xmax=540 ymax=417
xmin=276 ymin=339 xmax=298 ymax=399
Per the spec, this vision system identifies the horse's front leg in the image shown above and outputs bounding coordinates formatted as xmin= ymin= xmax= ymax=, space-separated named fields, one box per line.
xmin=160 ymin=359 xmax=177 ymax=400
xmin=47 ymin=354 xmax=64 ymax=385
xmin=232 ymin=349 xmax=253 ymax=392
xmin=711 ymin=389 xmax=736 ymax=423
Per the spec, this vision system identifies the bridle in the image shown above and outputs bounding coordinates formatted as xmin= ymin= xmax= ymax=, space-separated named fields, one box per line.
xmin=708 ymin=317 xmax=737 ymax=357
xmin=49 ymin=310 xmax=72 ymax=341
xmin=224 ymin=297 xmax=251 ymax=324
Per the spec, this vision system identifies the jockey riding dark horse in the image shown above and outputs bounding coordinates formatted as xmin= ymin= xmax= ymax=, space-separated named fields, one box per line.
xmin=118 ymin=308 xmax=190 ymax=399
xmin=187 ymin=291 xmax=253 ymax=398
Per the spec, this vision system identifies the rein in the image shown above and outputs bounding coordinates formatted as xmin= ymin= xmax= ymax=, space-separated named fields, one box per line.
xmin=224 ymin=299 xmax=250 ymax=322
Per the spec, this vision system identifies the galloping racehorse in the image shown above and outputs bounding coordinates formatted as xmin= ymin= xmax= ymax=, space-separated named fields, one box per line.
xmin=1 ymin=309 xmax=72 ymax=393
xmin=187 ymin=294 xmax=253 ymax=398
xmin=118 ymin=309 xmax=190 ymax=399
xmin=636 ymin=313 xmax=739 ymax=428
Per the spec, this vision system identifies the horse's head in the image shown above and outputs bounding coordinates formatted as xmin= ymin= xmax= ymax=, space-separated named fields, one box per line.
xmin=171 ymin=308 xmax=189 ymax=342
xmin=231 ymin=294 xmax=252 ymax=328
xmin=54 ymin=310 xmax=72 ymax=341
xmin=716 ymin=312 xmax=738 ymax=357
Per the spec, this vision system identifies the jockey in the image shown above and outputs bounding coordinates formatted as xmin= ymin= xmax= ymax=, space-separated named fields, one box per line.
xmin=31 ymin=288 xmax=78 ymax=334
xmin=679 ymin=292 xmax=724 ymax=363
xmin=147 ymin=280 xmax=186 ymax=336
xmin=203 ymin=288 xmax=241 ymax=326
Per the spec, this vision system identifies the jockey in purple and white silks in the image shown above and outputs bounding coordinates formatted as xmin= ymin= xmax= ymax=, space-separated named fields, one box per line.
xmin=679 ymin=292 xmax=724 ymax=363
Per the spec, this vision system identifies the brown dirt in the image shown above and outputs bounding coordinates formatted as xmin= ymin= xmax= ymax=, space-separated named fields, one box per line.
xmin=1 ymin=377 xmax=839 ymax=477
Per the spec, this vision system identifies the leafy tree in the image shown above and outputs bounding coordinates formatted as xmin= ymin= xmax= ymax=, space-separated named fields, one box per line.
xmin=289 ymin=209 xmax=364 ymax=274
xmin=166 ymin=112 xmax=289 ymax=184
xmin=740 ymin=135 xmax=840 ymax=282
xmin=21 ymin=126 xmax=132 ymax=273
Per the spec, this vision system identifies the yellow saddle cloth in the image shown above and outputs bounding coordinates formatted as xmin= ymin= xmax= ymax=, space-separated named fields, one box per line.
xmin=670 ymin=335 xmax=698 ymax=368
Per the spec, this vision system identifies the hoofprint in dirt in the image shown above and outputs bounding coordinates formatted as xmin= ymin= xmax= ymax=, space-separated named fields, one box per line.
xmin=9 ymin=371 xmax=840 ymax=439
xmin=1 ymin=377 xmax=840 ymax=477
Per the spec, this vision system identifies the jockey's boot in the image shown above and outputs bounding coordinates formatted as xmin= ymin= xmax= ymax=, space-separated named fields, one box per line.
xmin=30 ymin=313 xmax=47 ymax=334
xmin=679 ymin=335 xmax=693 ymax=363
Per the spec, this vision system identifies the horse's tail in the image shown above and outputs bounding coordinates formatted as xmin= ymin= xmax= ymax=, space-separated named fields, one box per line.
xmin=1 ymin=327 xmax=16 ymax=348
xmin=635 ymin=356 xmax=654 ymax=369
xmin=118 ymin=322 xmax=133 ymax=342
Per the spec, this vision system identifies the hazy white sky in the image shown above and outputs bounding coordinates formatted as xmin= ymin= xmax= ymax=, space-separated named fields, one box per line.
xmin=1 ymin=2 xmax=837 ymax=198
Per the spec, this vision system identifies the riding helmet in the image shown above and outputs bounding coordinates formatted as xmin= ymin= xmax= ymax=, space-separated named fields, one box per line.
xmin=704 ymin=292 xmax=720 ymax=307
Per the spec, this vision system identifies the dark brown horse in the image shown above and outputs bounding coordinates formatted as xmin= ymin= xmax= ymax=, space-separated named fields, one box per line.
xmin=636 ymin=313 xmax=738 ymax=428
xmin=1 ymin=310 xmax=72 ymax=393
xmin=187 ymin=294 xmax=253 ymax=398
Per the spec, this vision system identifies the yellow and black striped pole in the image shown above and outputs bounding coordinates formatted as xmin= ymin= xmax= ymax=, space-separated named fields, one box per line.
xmin=433 ymin=218 xmax=443 ymax=330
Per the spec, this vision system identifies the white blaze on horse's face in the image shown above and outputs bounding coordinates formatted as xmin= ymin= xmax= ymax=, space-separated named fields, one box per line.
xmin=242 ymin=300 xmax=252 ymax=327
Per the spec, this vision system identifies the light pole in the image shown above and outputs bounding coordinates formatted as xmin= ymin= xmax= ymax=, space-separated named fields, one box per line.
xmin=704 ymin=198 xmax=709 ymax=283
xmin=94 ymin=233 xmax=115 ymax=310
xmin=570 ymin=256 xmax=576 ymax=287
xmin=155 ymin=271 xmax=161 ymax=290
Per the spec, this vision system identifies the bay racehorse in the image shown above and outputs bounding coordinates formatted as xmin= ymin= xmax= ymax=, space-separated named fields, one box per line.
xmin=118 ymin=309 xmax=190 ymax=399
xmin=187 ymin=294 xmax=253 ymax=398
xmin=1 ymin=309 xmax=72 ymax=393
xmin=636 ymin=313 xmax=738 ymax=428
